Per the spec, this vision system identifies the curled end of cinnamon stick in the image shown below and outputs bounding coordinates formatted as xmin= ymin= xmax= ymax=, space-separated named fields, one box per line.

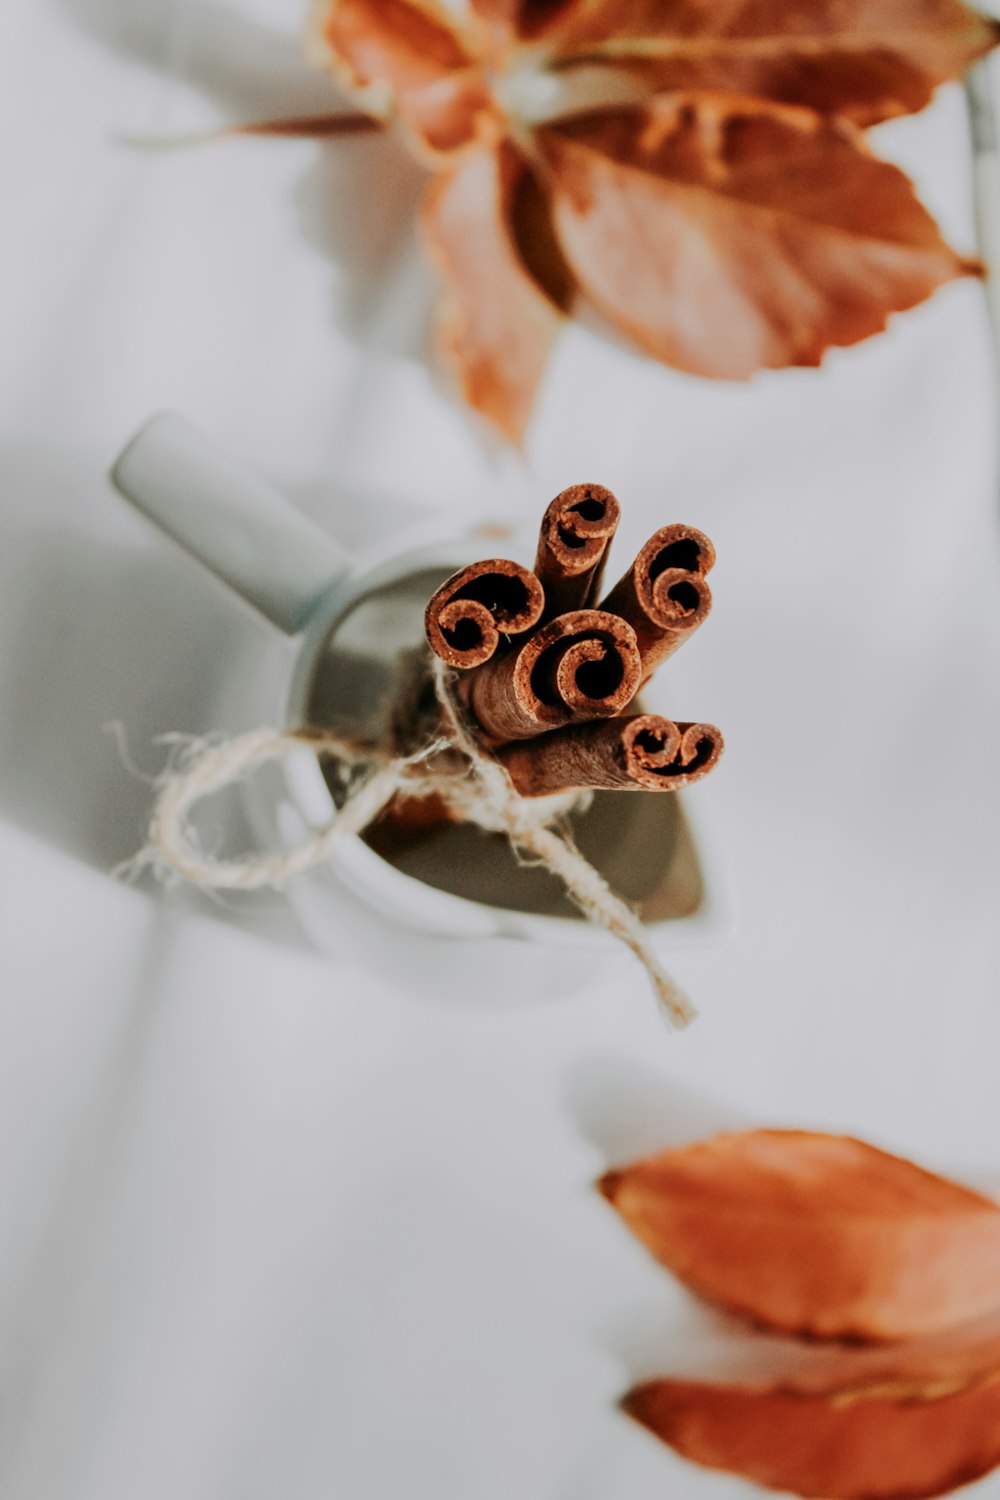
xmin=497 ymin=713 xmax=723 ymax=796
xmin=629 ymin=524 xmax=715 ymax=630
xmin=425 ymin=558 xmax=545 ymax=669
xmin=535 ymin=483 xmax=621 ymax=614
xmin=646 ymin=568 xmax=712 ymax=634
xmin=624 ymin=716 xmax=724 ymax=790
xmin=469 ymin=609 xmax=642 ymax=740
xmin=602 ymin=524 xmax=715 ymax=675
xmin=525 ymin=610 xmax=642 ymax=728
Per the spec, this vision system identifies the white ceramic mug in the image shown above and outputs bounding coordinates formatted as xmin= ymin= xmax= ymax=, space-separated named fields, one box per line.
xmin=111 ymin=413 xmax=731 ymax=993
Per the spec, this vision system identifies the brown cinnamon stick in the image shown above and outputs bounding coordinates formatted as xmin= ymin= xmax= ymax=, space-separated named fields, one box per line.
xmin=466 ymin=609 xmax=642 ymax=741
xmin=498 ymin=714 xmax=724 ymax=796
xmin=534 ymin=483 xmax=621 ymax=617
xmin=600 ymin=525 xmax=715 ymax=680
xmin=425 ymin=558 xmax=545 ymax=669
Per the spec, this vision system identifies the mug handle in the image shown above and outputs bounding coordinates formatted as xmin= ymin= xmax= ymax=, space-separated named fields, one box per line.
xmin=110 ymin=412 xmax=352 ymax=635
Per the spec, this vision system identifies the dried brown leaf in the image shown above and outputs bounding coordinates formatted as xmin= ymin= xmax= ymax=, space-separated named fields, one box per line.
xmin=422 ymin=143 xmax=569 ymax=442
xmin=313 ymin=0 xmax=497 ymax=158
xmin=599 ymin=1129 xmax=1000 ymax=1340
xmin=469 ymin=0 xmax=580 ymax=46
xmin=307 ymin=0 xmax=996 ymax=439
xmin=539 ymin=0 xmax=1000 ymax=125
xmin=538 ymin=96 xmax=977 ymax=381
xmin=508 ymin=160 xmax=577 ymax=313
xmin=623 ymin=1373 xmax=1000 ymax=1500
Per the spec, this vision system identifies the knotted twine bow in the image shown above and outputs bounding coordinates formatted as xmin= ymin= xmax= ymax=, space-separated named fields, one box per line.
xmin=129 ymin=659 xmax=695 ymax=1028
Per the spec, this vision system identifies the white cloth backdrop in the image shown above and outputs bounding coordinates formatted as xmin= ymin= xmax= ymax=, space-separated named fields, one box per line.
xmin=2 ymin=2 xmax=1000 ymax=1496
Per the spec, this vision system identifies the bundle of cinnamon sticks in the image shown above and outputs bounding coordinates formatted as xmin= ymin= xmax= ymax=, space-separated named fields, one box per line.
xmin=424 ymin=485 xmax=723 ymax=799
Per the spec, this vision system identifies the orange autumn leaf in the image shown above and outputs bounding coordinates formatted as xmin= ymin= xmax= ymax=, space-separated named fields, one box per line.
xmin=311 ymin=0 xmax=498 ymax=160
xmin=622 ymin=1371 xmax=1000 ymax=1500
xmin=537 ymin=97 xmax=974 ymax=379
xmin=309 ymin=0 xmax=996 ymax=440
xmin=599 ymin=1129 xmax=1000 ymax=1340
xmin=520 ymin=0 xmax=1000 ymax=126
xmin=467 ymin=0 xmax=557 ymax=48
xmin=422 ymin=142 xmax=567 ymax=443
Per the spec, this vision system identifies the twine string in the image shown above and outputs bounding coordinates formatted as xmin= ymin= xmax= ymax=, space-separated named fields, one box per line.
xmin=429 ymin=662 xmax=695 ymax=1027
xmin=127 ymin=661 xmax=695 ymax=1027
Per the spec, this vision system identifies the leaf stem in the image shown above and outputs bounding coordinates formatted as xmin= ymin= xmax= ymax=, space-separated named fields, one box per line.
xmin=232 ymin=112 xmax=384 ymax=138
xmin=119 ymin=112 xmax=383 ymax=151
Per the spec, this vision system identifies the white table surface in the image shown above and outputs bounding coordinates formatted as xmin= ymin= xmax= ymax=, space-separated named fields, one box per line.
xmin=2 ymin=3 xmax=1000 ymax=1496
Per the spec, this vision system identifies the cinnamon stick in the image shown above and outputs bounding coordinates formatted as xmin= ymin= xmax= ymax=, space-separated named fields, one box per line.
xmin=466 ymin=609 xmax=642 ymax=741
xmin=534 ymin=483 xmax=621 ymax=617
xmin=600 ymin=525 xmax=715 ymax=680
xmin=425 ymin=558 xmax=545 ymax=669
xmin=498 ymin=714 xmax=724 ymax=796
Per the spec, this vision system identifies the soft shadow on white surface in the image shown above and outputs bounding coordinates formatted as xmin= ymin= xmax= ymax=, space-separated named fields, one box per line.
xmin=566 ymin=1056 xmax=784 ymax=1389
xmin=0 ymin=905 xmax=180 ymax=1492
xmin=56 ymin=0 xmax=436 ymax=364
xmin=0 ymin=441 xmax=326 ymax=954
xmin=55 ymin=0 xmax=339 ymax=120
xmin=0 ymin=441 xmax=425 ymax=855
xmin=567 ymin=1053 xmax=750 ymax=1168
xmin=293 ymin=138 xmax=432 ymax=349
xmin=0 ymin=446 xmax=256 ymax=870
xmin=1 ymin=904 xmax=173 ymax=1295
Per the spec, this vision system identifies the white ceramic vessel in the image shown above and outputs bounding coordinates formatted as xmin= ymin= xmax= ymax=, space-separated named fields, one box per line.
xmin=111 ymin=413 xmax=733 ymax=987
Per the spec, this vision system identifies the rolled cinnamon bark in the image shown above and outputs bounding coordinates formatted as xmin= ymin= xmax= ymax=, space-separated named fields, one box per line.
xmin=425 ymin=558 xmax=545 ymax=669
xmin=600 ymin=525 xmax=715 ymax=680
xmin=466 ymin=609 xmax=642 ymax=741
xmin=534 ymin=483 xmax=621 ymax=617
xmin=498 ymin=714 xmax=724 ymax=796
xmin=425 ymin=561 xmax=548 ymax=672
